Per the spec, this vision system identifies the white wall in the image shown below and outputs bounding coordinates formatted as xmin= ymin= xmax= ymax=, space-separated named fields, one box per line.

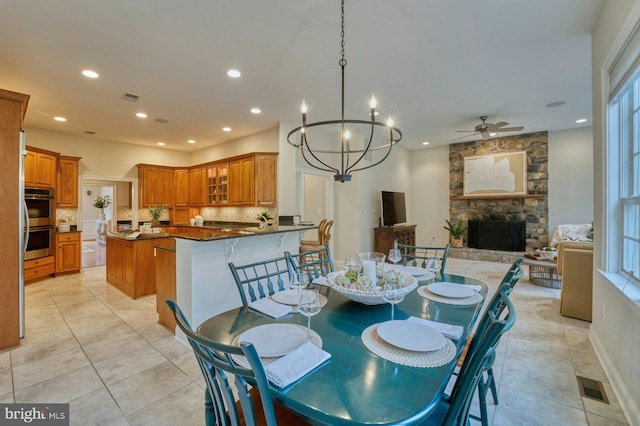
xmin=409 ymin=145 xmax=451 ymax=246
xmin=189 ymin=127 xmax=278 ymax=165
xmin=548 ymin=127 xmax=594 ymax=233
xmin=591 ymin=1 xmax=640 ymax=424
xmin=24 ymin=128 xmax=190 ymax=178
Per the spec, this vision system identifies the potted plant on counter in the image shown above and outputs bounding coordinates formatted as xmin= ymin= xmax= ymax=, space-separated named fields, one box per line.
xmin=444 ymin=218 xmax=467 ymax=248
xmin=149 ymin=204 xmax=166 ymax=228
xmin=256 ymin=212 xmax=273 ymax=229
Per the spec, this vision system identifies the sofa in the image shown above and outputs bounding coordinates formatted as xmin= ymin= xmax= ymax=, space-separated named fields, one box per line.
xmin=557 ymin=240 xmax=594 ymax=321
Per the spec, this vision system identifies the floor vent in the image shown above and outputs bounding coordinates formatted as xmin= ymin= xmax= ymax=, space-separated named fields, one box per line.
xmin=577 ymin=376 xmax=609 ymax=403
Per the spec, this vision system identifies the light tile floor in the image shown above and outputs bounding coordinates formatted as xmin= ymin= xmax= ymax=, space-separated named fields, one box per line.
xmin=1 ymin=259 xmax=629 ymax=425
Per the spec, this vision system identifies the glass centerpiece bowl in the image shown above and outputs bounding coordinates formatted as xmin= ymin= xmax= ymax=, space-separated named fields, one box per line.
xmin=327 ymin=252 xmax=417 ymax=305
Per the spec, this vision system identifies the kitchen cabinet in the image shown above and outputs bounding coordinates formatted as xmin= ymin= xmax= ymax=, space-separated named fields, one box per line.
xmin=0 ymin=88 xmax=29 ymax=350
xmin=173 ymin=168 xmax=190 ymax=207
xmin=56 ymin=231 xmax=81 ymax=273
xmin=228 ymin=153 xmax=277 ymax=206
xmin=155 ymin=244 xmax=176 ymax=333
xmin=207 ymin=162 xmax=228 ymax=205
xmin=25 ymin=147 xmax=57 ymax=188
xmin=255 ymin=154 xmax=277 ymax=206
xmin=189 ymin=166 xmax=206 ymax=206
xmin=229 ymin=156 xmax=255 ymax=206
xmin=56 ymin=156 xmax=80 ymax=207
xmin=106 ymin=235 xmax=174 ymax=299
xmin=138 ymin=165 xmax=173 ymax=207
xmin=24 ymin=255 xmax=55 ymax=283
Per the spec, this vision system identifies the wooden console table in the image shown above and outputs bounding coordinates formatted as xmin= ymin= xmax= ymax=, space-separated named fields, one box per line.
xmin=374 ymin=224 xmax=416 ymax=256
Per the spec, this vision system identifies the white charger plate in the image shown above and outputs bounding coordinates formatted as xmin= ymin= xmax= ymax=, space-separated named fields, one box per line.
xmin=427 ymin=282 xmax=475 ymax=299
xmin=376 ymin=320 xmax=446 ymax=352
xmin=237 ymin=324 xmax=307 ymax=357
xmin=389 ymin=265 xmax=431 ymax=277
xmin=272 ymin=290 xmax=314 ymax=306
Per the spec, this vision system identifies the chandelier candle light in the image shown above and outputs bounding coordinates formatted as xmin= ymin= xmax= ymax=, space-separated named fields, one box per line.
xmin=287 ymin=0 xmax=402 ymax=183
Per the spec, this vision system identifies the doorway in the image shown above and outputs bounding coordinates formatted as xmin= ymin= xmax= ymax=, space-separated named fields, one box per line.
xmin=299 ymin=169 xmax=334 ymax=249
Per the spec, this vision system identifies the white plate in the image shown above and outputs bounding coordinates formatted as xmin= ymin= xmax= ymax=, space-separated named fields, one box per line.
xmin=427 ymin=282 xmax=475 ymax=298
xmin=376 ymin=320 xmax=446 ymax=352
xmin=237 ymin=324 xmax=307 ymax=357
xmin=389 ymin=265 xmax=431 ymax=276
xmin=271 ymin=290 xmax=314 ymax=306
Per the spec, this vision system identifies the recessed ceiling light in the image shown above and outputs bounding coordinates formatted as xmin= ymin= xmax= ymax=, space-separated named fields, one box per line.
xmin=136 ymin=112 xmax=147 ymax=118
xmin=187 ymin=139 xmax=196 ymax=144
xmin=54 ymin=116 xmax=67 ymax=122
xmin=157 ymin=142 xmax=165 ymax=146
xmin=489 ymin=132 xmax=497 ymax=137
xmin=422 ymin=141 xmax=430 ymax=145
xmin=223 ymin=127 xmax=232 ymax=132
xmin=576 ymin=118 xmax=588 ymax=123
xmin=545 ymin=101 xmax=565 ymax=108
xmin=251 ymin=108 xmax=261 ymax=114
xmin=227 ymin=69 xmax=241 ymax=78
xmin=82 ymin=70 xmax=99 ymax=78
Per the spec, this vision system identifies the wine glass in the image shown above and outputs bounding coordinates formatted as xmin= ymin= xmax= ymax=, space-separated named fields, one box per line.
xmin=290 ymin=271 xmax=308 ymax=304
xmin=388 ymin=248 xmax=402 ymax=267
xmin=382 ymin=284 xmax=404 ymax=321
xmin=425 ymin=257 xmax=442 ymax=283
xmin=298 ymin=289 xmax=321 ymax=332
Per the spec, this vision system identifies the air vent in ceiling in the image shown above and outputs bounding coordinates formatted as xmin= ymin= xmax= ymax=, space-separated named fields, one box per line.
xmin=84 ymin=131 xmax=96 ymax=135
xmin=121 ymin=92 xmax=139 ymax=102
xmin=155 ymin=118 xmax=169 ymax=124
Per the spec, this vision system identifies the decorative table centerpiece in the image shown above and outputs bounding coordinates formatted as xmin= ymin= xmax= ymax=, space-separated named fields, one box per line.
xmin=327 ymin=252 xmax=417 ymax=305
xmin=93 ymin=195 xmax=111 ymax=220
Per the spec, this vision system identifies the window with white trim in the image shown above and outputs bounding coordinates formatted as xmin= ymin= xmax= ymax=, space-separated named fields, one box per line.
xmin=609 ymin=68 xmax=640 ymax=281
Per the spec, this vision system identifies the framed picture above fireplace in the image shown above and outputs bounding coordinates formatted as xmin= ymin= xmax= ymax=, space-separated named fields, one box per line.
xmin=463 ymin=151 xmax=527 ymax=196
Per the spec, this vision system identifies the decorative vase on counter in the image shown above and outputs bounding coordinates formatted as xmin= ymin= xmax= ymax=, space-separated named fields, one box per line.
xmin=98 ymin=209 xmax=105 ymax=220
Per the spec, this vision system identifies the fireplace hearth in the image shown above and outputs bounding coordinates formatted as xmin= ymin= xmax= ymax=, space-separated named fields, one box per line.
xmin=467 ymin=220 xmax=526 ymax=252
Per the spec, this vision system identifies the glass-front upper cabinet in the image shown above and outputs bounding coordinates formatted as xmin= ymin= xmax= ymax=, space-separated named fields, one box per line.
xmin=207 ymin=163 xmax=228 ymax=205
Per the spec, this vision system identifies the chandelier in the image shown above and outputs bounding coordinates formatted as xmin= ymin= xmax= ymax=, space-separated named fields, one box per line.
xmin=287 ymin=0 xmax=402 ymax=183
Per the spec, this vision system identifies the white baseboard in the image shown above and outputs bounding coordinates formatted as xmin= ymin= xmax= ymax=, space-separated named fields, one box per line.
xmin=590 ymin=328 xmax=640 ymax=425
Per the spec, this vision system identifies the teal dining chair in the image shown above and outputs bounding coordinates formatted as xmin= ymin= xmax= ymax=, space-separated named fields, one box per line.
xmin=285 ymin=246 xmax=334 ymax=282
xmin=397 ymin=242 xmax=451 ymax=280
xmin=421 ymin=291 xmax=517 ymax=425
xmin=455 ymin=258 xmax=524 ymax=426
xmin=229 ymin=256 xmax=292 ymax=306
xmin=166 ymin=299 xmax=309 ymax=426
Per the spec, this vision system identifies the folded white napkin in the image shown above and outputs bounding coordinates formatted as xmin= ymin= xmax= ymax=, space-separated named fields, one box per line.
xmin=312 ymin=276 xmax=328 ymax=286
xmin=248 ymin=298 xmax=292 ymax=319
xmin=406 ymin=316 xmax=463 ymax=340
xmin=265 ymin=342 xmax=331 ymax=388
xmin=463 ymin=284 xmax=482 ymax=292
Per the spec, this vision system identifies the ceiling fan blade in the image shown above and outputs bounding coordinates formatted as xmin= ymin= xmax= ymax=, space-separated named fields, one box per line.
xmin=494 ymin=126 xmax=524 ymax=132
xmin=451 ymin=132 xmax=480 ymax=141
xmin=487 ymin=121 xmax=509 ymax=130
xmin=455 ymin=130 xmax=476 ymax=133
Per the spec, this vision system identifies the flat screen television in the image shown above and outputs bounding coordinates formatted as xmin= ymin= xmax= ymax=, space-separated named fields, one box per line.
xmin=381 ymin=191 xmax=407 ymax=226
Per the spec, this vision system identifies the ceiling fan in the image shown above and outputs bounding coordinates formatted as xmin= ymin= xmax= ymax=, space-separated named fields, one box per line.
xmin=453 ymin=116 xmax=524 ymax=141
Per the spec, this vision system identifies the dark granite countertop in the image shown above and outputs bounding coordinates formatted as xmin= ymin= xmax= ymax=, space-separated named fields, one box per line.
xmin=106 ymin=223 xmax=317 ymax=242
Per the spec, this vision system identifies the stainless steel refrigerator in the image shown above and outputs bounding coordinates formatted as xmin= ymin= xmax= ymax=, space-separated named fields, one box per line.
xmin=18 ymin=130 xmax=26 ymax=338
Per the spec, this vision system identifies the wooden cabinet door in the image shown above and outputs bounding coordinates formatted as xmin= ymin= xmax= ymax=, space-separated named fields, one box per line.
xmin=57 ymin=157 xmax=79 ymax=207
xmin=255 ymin=154 xmax=277 ymax=206
xmin=189 ymin=167 xmax=206 ymax=206
xmin=24 ymin=150 xmax=36 ymax=186
xmin=228 ymin=160 xmax=242 ymax=205
xmin=36 ymin=152 xmax=57 ymax=188
xmin=240 ymin=157 xmax=255 ymax=205
xmin=158 ymin=168 xmax=173 ymax=205
xmin=139 ymin=166 xmax=159 ymax=207
xmin=173 ymin=169 xmax=189 ymax=206
xmin=207 ymin=163 xmax=229 ymax=206
xmin=56 ymin=233 xmax=80 ymax=273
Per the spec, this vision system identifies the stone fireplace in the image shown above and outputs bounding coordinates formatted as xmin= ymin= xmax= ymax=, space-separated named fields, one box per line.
xmin=448 ymin=131 xmax=549 ymax=252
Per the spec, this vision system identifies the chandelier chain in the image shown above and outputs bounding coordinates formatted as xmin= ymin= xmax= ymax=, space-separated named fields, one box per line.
xmin=339 ymin=0 xmax=346 ymax=67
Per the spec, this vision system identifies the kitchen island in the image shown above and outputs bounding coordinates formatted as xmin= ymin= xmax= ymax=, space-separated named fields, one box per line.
xmin=106 ymin=223 xmax=316 ymax=334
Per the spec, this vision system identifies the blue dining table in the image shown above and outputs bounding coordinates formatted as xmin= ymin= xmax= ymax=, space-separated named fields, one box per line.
xmin=197 ymin=273 xmax=488 ymax=425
